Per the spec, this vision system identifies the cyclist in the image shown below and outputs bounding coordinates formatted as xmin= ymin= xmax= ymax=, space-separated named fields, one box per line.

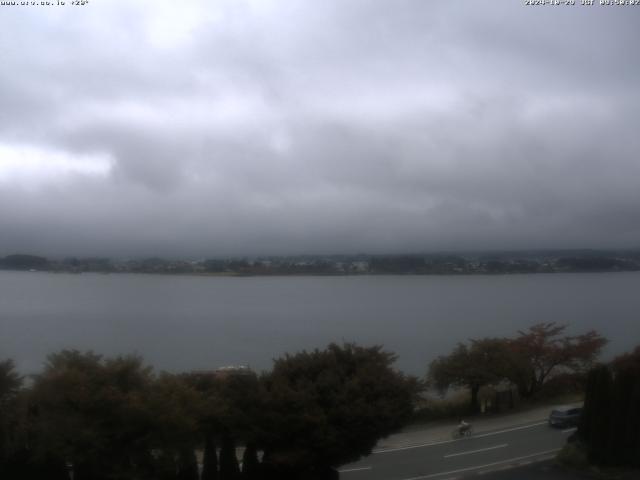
xmin=458 ymin=419 xmax=471 ymax=435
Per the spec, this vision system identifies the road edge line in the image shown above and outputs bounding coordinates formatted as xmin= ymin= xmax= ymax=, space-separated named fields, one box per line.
xmin=374 ymin=420 xmax=547 ymax=454
xmin=399 ymin=448 xmax=561 ymax=480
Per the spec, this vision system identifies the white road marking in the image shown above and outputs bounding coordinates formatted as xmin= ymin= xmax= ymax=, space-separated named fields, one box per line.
xmin=399 ymin=448 xmax=561 ymax=480
xmin=562 ymin=427 xmax=577 ymax=434
xmin=471 ymin=421 xmax=548 ymax=439
xmin=478 ymin=465 xmax=512 ymax=475
xmin=374 ymin=421 xmax=547 ymax=454
xmin=443 ymin=443 xmax=508 ymax=458
xmin=338 ymin=466 xmax=372 ymax=473
xmin=374 ymin=439 xmax=458 ymax=453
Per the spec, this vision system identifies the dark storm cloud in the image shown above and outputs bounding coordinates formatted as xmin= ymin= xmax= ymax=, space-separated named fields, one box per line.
xmin=0 ymin=0 xmax=639 ymax=257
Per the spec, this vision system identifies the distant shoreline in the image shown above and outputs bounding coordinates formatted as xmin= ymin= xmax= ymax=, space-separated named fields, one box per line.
xmin=2 ymin=251 xmax=639 ymax=277
xmin=2 ymin=268 xmax=639 ymax=278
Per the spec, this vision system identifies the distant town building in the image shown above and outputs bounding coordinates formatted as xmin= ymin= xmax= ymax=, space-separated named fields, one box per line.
xmin=213 ymin=365 xmax=255 ymax=379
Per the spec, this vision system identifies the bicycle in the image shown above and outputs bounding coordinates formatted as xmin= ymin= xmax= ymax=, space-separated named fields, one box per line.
xmin=451 ymin=424 xmax=474 ymax=439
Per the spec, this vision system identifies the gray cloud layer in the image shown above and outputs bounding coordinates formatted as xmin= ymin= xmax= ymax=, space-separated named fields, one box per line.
xmin=1 ymin=0 xmax=639 ymax=257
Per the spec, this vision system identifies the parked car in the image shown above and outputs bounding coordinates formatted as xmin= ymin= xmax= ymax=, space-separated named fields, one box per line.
xmin=548 ymin=405 xmax=582 ymax=428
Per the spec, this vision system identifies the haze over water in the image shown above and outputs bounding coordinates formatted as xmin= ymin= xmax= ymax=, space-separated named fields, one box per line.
xmin=2 ymin=270 xmax=638 ymax=376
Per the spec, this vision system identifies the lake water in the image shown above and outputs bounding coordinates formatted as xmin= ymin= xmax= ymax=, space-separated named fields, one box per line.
xmin=1 ymin=271 xmax=639 ymax=376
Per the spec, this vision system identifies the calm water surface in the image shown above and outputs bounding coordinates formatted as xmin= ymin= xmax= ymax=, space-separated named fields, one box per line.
xmin=1 ymin=271 xmax=639 ymax=375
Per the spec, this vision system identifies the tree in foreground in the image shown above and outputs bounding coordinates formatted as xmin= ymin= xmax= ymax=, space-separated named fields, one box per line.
xmin=0 ymin=359 xmax=22 ymax=401
xmin=201 ymin=432 xmax=219 ymax=480
xmin=578 ymin=346 xmax=640 ymax=468
xmin=579 ymin=364 xmax=613 ymax=465
xmin=0 ymin=359 xmax=25 ymax=478
xmin=146 ymin=373 xmax=203 ymax=479
xmin=28 ymin=351 xmax=161 ymax=480
xmin=428 ymin=338 xmax=512 ymax=413
xmin=259 ymin=343 xmax=419 ymax=479
xmin=183 ymin=367 xmax=263 ymax=480
xmin=241 ymin=443 xmax=260 ymax=479
xmin=508 ymin=322 xmax=607 ymax=398
xmin=428 ymin=323 xmax=607 ymax=413
xmin=3 ymin=343 xmax=419 ymax=479
xmin=219 ymin=434 xmax=241 ymax=480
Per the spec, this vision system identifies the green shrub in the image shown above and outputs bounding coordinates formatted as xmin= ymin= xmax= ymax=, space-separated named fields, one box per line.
xmin=411 ymin=392 xmax=471 ymax=423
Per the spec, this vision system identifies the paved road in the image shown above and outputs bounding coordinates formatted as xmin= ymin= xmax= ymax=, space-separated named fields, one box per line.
xmin=339 ymin=421 xmax=575 ymax=480
xmin=462 ymin=459 xmax=591 ymax=480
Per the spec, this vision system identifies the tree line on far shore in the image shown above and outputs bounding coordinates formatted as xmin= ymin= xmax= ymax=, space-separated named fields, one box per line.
xmin=0 ymin=344 xmax=419 ymax=480
xmin=3 ymin=251 xmax=640 ymax=276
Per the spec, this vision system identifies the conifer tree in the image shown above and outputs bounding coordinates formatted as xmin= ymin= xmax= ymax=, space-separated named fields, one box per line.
xmin=583 ymin=365 xmax=613 ymax=464
xmin=219 ymin=435 xmax=240 ymax=479
xmin=177 ymin=448 xmax=199 ymax=480
xmin=202 ymin=434 xmax=219 ymax=480
xmin=241 ymin=442 xmax=260 ymax=479
xmin=609 ymin=364 xmax=640 ymax=466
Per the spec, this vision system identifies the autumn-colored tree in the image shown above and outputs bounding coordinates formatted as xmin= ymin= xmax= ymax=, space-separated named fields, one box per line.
xmin=508 ymin=322 xmax=607 ymax=398
xmin=612 ymin=345 xmax=640 ymax=372
xmin=0 ymin=359 xmax=22 ymax=401
xmin=428 ymin=338 xmax=512 ymax=413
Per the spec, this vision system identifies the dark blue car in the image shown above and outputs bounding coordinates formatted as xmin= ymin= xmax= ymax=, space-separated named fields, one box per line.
xmin=548 ymin=405 xmax=582 ymax=428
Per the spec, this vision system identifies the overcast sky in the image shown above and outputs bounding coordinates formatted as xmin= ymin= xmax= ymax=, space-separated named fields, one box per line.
xmin=1 ymin=0 xmax=639 ymax=258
